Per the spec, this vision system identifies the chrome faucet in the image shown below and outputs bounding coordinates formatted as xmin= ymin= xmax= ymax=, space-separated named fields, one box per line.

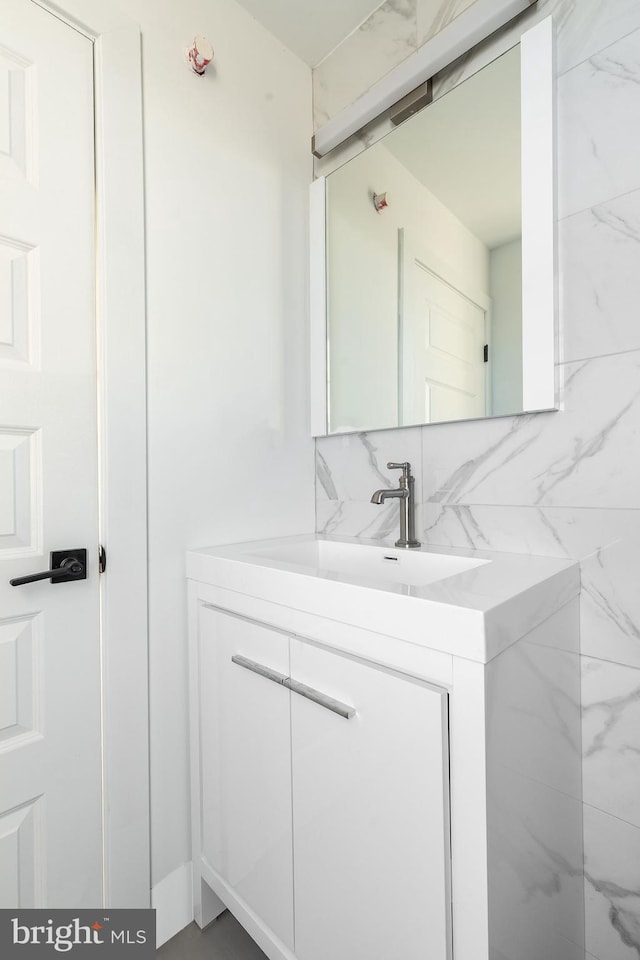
xmin=371 ymin=461 xmax=421 ymax=549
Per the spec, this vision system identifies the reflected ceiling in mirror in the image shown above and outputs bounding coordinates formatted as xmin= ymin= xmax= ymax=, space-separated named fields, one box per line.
xmin=325 ymin=45 xmax=529 ymax=434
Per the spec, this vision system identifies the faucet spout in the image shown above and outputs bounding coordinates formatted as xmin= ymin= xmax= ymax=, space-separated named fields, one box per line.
xmin=370 ymin=461 xmax=421 ymax=549
xmin=370 ymin=488 xmax=407 ymax=505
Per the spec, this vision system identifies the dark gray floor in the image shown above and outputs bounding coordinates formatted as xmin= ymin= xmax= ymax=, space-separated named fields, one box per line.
xmin=157 ymin=912 xmax=268 ymax=959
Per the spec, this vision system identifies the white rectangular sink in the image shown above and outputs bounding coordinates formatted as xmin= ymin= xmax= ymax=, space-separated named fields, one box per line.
xmin=248 ymin=538 xmax=489 ymax=587
xmin=187 ymin=534 xmax=580 ymax=662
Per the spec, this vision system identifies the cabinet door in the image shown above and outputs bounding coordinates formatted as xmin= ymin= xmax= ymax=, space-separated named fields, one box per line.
xmin=198 ymin=605 xmax=294 ymax=949
xmin=290 ymin=639 xmax=451 ymax=960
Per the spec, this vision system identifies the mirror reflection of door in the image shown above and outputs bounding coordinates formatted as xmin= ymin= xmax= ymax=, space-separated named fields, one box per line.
xmin=325 ymin=43 xmax=523 ymax=434
xmin=400 ymin=230 xmax=487 ymax=425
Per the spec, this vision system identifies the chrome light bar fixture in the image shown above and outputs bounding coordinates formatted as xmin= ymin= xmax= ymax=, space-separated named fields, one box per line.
xmin=311 ymin=0 xmax=537 ymax=158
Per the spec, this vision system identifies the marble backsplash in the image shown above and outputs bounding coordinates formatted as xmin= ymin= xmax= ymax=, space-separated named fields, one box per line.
xmin=313 ymin=1 xmax=640 ymax=957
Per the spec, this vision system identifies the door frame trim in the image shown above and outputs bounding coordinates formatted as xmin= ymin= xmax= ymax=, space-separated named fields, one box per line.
xmin=30 ymin=0 xmax=150 ymax=908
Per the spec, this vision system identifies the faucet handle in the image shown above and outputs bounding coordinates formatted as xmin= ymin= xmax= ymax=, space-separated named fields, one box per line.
xmin=387 ymin=461 xmax=412 ymax=479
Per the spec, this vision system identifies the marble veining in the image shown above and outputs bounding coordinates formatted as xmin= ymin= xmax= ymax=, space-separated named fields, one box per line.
xmin=488 ymin=770 xmax=584 ymax=959
xmin=316 ymin=449 xmax=338 ymax=500
xmin=487 ymin=616 xmax=582 ymax=798
xmin=558 ymin=29 xmax=640 ymax=219
xmin=560 ymin=188 xmax=640 ymax=363
xmin=313 ymin=0 xmax=640 ymax=178
xmin=551 ymin=0 xmax=640 ymax=73
xmin=420 ymin=504 xmax=638 ymax=559
xmin=421 ymin=352 xmax=640 ymax=509
xmin=422 ymin=502 xmax=579 ymax=557
xmin=319 ymin=450 xmax=640 ymax=669
xmin=316 ymin=427 xmax=421 ymax=502
xmin=581 ymin=538 xmax=640 ymax=668
xmin=416 ymin=0 xmax=478 ymax=46
xmin=420 ymin=505 xmax=640 ymax=668
xmin=316 ymin=498 xmax=403 ymax=540
xmin=311 ymin=0 xmax=640 ymax=954
xmin=584 ymin=804 xmax=640 ymax=960
xmin=313 ymin=0 xmax=417 ymax=128
xmin=312 ymin=0 xmax=640 ymax=169
xmin=428 ymin=0 xmax=625 ymax=104
xmin=582 ymin=657 xmax=640 ymax=829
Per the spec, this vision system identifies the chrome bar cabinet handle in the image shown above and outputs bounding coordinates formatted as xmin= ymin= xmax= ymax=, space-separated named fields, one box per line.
xmin=284 ymin=677 xmax=356 ymax=720
xmin=231 ymin=654 xmax=356 ymax=719
xmin=231 ymin=655 xmax=288 ymax=685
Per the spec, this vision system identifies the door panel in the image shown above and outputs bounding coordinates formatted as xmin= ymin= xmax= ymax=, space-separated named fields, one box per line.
xmin=0 ymin=798 xmax=44 ymax=907
xmin=401 ymin=240 xmax=486 ymax=425
xmin=0 ymin=0 xmax=101 ymax=907
xmin=0 ymin=42 xmax=34 ymax=184
xmin=291 ymin=639 xmax=452 ymax=960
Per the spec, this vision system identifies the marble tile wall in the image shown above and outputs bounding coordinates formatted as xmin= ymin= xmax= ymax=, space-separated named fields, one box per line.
xmin=313 ymin=1 xmax=640 ymax=957
xmin=484 ymin=602 xmax=585 ymax=957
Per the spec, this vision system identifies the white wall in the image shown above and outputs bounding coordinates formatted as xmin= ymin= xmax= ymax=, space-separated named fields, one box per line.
xmin=103 ymin=0 xmax=315 ymax=903
xmin=489 ymin=239 xmax=522 ymax=415
xmin=327 ymin=142 xmax=488 ymax=432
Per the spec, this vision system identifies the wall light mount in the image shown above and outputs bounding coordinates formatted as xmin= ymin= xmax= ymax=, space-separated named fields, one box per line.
xmin=186 ymin=35 xmax=214 ymax=75
xmin=372 ymin=192 xmax=389 ymax=212
xmin=311 ymin=0 xmax=537 ymax=158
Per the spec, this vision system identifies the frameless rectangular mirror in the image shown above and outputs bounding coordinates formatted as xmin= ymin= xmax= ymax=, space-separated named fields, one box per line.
xmin=309 ymin=17 xmax=555 ymax=436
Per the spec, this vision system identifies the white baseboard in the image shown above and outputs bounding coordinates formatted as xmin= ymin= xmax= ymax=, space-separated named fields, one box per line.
xmin=152 ymin=861 xmax=194 ymax=948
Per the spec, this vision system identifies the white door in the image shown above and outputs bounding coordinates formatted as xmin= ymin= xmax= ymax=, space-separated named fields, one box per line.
xmin=290 ymin=639 xmax=451 ymax=960
xmin=401 ymin=239 xmax=486 ymax=425
xmin=0 ymin=0 xmax=103 ymax=907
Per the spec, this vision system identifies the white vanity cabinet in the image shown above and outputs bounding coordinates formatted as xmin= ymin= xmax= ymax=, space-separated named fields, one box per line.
xmin=197 ymin=606 xmax=295 ymax=950
xmin=290 ymin=638 xmax=450 ymax=960
xmin=188 ymin=535 xmax=584 ymax=960
xmin=194 ymin=602 xmax=452 ymax=960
